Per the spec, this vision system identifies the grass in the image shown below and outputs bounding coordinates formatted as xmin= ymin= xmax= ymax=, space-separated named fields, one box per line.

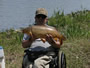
xmin=0 ymin=29 xmax=24 ymax=68
xmin=0 ymin=10 xmax=90 ymax=68
xmin=61 ymin=39 xmax=90 ymax=68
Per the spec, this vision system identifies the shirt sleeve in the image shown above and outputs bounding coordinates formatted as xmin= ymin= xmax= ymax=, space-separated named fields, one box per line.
xmin=23 ymin=33 xmax=30 ymax=40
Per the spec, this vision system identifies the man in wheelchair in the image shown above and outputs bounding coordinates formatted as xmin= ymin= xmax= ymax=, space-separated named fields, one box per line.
xmin=22 ymin=8 xmax=66 ymax=68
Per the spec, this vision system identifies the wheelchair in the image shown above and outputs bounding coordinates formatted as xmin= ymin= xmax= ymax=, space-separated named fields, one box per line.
xmin=22 ymin=49 xmax=66 ymax=68
xmin=50 ymin=50 xmax=66 ymax=68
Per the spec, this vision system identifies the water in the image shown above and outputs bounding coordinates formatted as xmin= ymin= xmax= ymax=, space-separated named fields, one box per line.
xmin=0 ymin=0 xmax=90 ymax=31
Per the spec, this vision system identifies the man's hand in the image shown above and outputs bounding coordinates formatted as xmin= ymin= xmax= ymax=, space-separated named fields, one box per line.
xmin=46 ymin=34 xmax=55 ymax=44
xmin=46 ymin=34 xmax=61 ymax=48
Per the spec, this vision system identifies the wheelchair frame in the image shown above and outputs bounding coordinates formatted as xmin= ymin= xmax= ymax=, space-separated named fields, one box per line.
xmin=58 ymin=51 xmax=66 ymax=68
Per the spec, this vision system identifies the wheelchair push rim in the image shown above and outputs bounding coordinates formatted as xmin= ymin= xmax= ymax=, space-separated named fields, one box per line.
xmin=58 ymin=51 xmax=66 ymax=68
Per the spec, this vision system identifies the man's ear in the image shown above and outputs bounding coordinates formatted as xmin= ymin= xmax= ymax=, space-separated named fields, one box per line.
xmin=46 ymin=18 xmax=48 ymax=24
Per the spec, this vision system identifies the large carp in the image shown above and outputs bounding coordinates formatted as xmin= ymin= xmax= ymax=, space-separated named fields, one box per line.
xmin=22 ymin=25 xmax=66 ymax=45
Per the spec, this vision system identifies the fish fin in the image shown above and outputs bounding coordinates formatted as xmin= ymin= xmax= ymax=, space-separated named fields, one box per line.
xmin=29 ymin=32 xmax=34 ymax=39
xmin=41 ymin=38 xmax=46 ymax=43
xmin=54 ymin=38 xmax=63 ymax=45
xmin=29 ymin=32 xmax=32 ymax=36
xmin=54 ymin=38 xmax=58 ymax=41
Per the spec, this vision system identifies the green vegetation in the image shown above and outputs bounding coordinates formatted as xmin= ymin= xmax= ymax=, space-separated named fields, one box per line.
xmin=0 ymin=10 xmax=90 ymax=68
xmin=48 ymin=10 xmax=90 ymax=39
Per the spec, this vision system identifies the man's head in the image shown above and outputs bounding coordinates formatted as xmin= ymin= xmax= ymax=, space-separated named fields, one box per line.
xmin=35 ymin=8 xmax=48 ymax=25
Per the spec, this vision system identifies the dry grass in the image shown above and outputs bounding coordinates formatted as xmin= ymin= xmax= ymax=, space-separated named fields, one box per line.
xmin=3 ymin=38 xmax=90 ymax=68
xmin=61 ymin=38 xmax=90 ymax=68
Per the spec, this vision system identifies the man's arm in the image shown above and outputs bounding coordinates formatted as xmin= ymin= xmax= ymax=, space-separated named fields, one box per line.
xmin=22 ymin=40 xmax=32 ymax=48
xmin=22 ymin=34 xmax=35 ymax=48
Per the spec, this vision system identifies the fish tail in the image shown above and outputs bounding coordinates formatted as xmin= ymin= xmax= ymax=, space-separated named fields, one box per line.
xmin=59 ymin=38 xmax=63 ymax=45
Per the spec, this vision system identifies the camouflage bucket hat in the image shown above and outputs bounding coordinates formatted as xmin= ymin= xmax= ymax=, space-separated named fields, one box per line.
xmin=35 ymin=8 xmax=48 ymax=16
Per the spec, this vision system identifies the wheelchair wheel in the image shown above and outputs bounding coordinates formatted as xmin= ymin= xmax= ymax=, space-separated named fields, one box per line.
xmin=58 ymin=51 xmax=66 ymax=68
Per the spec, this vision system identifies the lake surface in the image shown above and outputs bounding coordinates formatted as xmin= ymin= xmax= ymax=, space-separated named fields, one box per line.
xmin=0 ymin=0 xmax=90 ymax=31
